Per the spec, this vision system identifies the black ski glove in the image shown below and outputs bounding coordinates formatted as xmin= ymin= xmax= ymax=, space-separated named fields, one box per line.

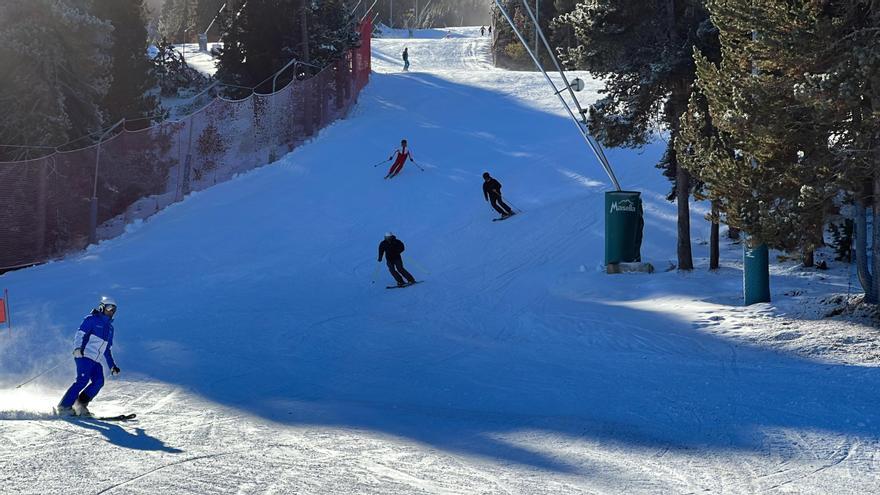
xmin=111 ymin=366 xmax=121 ymax=376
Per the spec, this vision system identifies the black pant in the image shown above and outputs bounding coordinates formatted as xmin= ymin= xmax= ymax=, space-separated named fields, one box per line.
xmin=387 ymin=258 xmax=416 ymax=285
xmin=489 ymin=194 xmax=513 ymax=216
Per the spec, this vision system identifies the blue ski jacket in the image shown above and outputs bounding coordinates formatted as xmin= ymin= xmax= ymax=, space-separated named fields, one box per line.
xmin=74 ymin=310 xmax=117 ymax=369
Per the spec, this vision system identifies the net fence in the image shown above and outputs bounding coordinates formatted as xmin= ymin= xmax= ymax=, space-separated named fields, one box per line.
xmin=0 ymin=19 xmax=372 ymax=272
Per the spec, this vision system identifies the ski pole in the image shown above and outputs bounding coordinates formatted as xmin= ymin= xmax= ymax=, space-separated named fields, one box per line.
xmin=14 ymin=362 xmax=63 ymax=389
xmin=411 ymin=160 xmax=425 ymax=172
xmin=371 ymin=261 xmax=381 ymax=284
xmin=373 ymin=158 xmax=391 ymax=168
xmin=408 ymin=257 xmax=432 ymax=275
xmin=506 ymin=199 xmax=524 ymax=214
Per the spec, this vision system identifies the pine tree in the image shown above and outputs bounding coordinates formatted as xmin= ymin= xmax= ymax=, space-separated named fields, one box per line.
xmin=216 ymin=0 xmax=307 ymax=92
xmin=218 ymin=0 xmax=357 ymax=93
xmin=792 ymin=1 xmax=880 ymax=302
xmin=680 ymin=1 xmax=837 ymax=265
xmin=91 ymin=0 xmax=160 ymax=127
xmin=0 ymin=0 xmax=112 ymax=159
xmin=374 ymin=0 xmax=490 ymax=28
xmin=159 ymin=0 xmax=197 ymax=43
xmin=556 ymin=0 xmax=719 ymax=271
xmin=309 ymin=0 xmax=359 ymax=68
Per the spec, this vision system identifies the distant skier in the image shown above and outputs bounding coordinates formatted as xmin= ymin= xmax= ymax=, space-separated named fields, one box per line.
xmin=482 ymin=172 xmax=514 ymax=218
xmin=385 ymin=139 xmax=414 ymax=179
xmin=378 ymin=232 xmax=417 ymax=287
xmin=488 ymin=25 xmax=492 ymax=34
xmin=55 ymin=297 xmax=121 ymax=417
xmin=402 ymin=47 xmax=410 ymax=71
xmin=480 ymin=26 xmax=486 ymax=36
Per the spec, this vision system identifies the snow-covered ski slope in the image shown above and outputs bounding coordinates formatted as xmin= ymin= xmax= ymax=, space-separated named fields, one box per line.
xmin=2 ymin=27 xmax=879 ymax=494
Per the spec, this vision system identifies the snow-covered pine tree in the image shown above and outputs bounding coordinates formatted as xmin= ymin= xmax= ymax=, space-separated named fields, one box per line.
xmin=0 ymin=0 xmax=112 ymax=160
xmin=91 ymin=0 xmax=160 ymax=127
xmin=556 ymin=0 xmax=719 ymax=271
xmin=680 ymin=0 xmax=837 ymax=267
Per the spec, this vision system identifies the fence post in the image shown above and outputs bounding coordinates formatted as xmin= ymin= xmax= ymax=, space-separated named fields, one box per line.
xmin=318 ymin=74 xmax=327 ymax=127
xmin=36 ymin=159 xmax=48 ymax=259
xmin=89 ymin=144 xmax=101 ymax=245
xmin=335 ymin=59 xmax=345 ymax=110
xmin=304 ymin=79 xmax=314 ymax=137
xmin=89 ymin=119 xmax=124 ymax=245
xmin=343 ymin=53 xmax=352 ymax=103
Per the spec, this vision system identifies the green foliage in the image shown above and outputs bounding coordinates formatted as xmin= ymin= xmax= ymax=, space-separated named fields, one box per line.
xmin=372 ymin=0 xmax=490 ymax=28
xmin=152 ymin=38 xmax=208 ymax=96
xmin=503 ymin=42 xmax=529 ymax=65
xmin=0 ymin=0 xmax=112 ymax=158
xmin=159 ymin=0 xmax=197 ymax=42
xmin=308 ymin=0 xmax=360 ymax=68
xmin=91 ymin=0 xmax=160 ymax=125
xmin=679 ymin=1 xmax=843 ymax=253
xmin=828 ymin=220 xmax=854 ymax=263
xmin=217 ymin=0 xmax=356 ymax=94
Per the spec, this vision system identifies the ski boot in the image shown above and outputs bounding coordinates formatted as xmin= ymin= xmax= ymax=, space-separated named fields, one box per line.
xmin=73 ymin=392 xmax=93 ymax=417
xmin=54 ymin=405 xmax=76 ymax=416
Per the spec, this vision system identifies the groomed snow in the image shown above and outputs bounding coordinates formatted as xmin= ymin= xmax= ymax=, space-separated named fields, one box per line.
xmin=1 ymin=26 xmax=879 ymax=494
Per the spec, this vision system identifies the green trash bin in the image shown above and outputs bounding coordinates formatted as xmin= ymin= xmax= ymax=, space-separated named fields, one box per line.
xmin=605 ymin=191 xmax=644 ymax=266
xmin=743 ymin=243 xmax=771 ymax=305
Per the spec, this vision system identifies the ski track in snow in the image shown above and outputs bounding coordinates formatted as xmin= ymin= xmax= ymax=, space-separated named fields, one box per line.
xmin=1 ymin=26 xmax=879 ymax=494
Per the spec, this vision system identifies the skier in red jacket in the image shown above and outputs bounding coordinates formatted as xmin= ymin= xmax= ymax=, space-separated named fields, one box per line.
xmin=385 ymin=139 xmax=414 ymax=179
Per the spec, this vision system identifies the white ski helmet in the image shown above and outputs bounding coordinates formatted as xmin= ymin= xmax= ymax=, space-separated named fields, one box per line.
xmin=97 ymin=296 xmax=117 ymax=315
xmin=385 ymin=232 xmax=394 ymax=238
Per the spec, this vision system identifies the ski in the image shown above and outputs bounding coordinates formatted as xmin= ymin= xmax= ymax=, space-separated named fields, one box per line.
xmin=93 ymin=413 xmax=137 ymax=421
xmin=65 ymin=413 xmax=137 ymax=421
xmin=492 ymin=215 xmax=513 ymax=222
xmin=386 ymin=281 xmax=422 ymax=289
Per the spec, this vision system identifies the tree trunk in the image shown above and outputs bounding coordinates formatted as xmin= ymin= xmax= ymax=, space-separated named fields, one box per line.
xmin=854 ymin=184 xmax=876 ymax=303
xmin=803 ymin=249 xmax=814 ymax=268
xmin=873 ymin=172 xmax=880 ymax=302
xmin=710 ymin=201 xmax=719 ymax=270
xmin=676 ymin=163 xmax=694 ymax=270
xmin=669 ymin=74 xmax=694 ymax=271
xmin=301 ymin=2 xmax=310 ymax=63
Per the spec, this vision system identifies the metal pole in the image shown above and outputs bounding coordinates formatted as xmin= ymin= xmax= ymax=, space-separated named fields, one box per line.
xmin=89 ymin=119 xmax=125 ymax=245
xmin=535 ymin=0 xmax=539 ymax=61
xmin=519 ymin=0 xmax=614 ymax=169
xmin=390 ymin=0 xmax=393 ymax=27
xmin=493 ymin=0 xmax=622 ymax=191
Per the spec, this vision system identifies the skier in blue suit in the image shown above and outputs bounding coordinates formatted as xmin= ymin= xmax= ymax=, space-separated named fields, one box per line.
xmin=55 ymin=296 xmax=121 ymax=417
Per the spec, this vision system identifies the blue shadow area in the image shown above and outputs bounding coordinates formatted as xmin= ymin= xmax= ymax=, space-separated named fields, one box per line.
xmin=66 ymin=418 xmax=183 ymax=453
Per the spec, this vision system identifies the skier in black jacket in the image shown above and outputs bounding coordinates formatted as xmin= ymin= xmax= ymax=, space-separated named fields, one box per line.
xmin=378 ymin=232 xmax=417 ymax=287
xmin=482 ymin=172 xmax=514 ymax=218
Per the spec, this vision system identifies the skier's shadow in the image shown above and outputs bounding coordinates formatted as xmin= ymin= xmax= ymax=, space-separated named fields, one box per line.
xmin=67 ymin=418 xmax=183 ymax=453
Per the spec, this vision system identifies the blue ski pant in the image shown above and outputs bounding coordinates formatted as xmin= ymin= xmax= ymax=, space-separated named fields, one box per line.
xmin=59 ymin=358 xmax=104 ymax=407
